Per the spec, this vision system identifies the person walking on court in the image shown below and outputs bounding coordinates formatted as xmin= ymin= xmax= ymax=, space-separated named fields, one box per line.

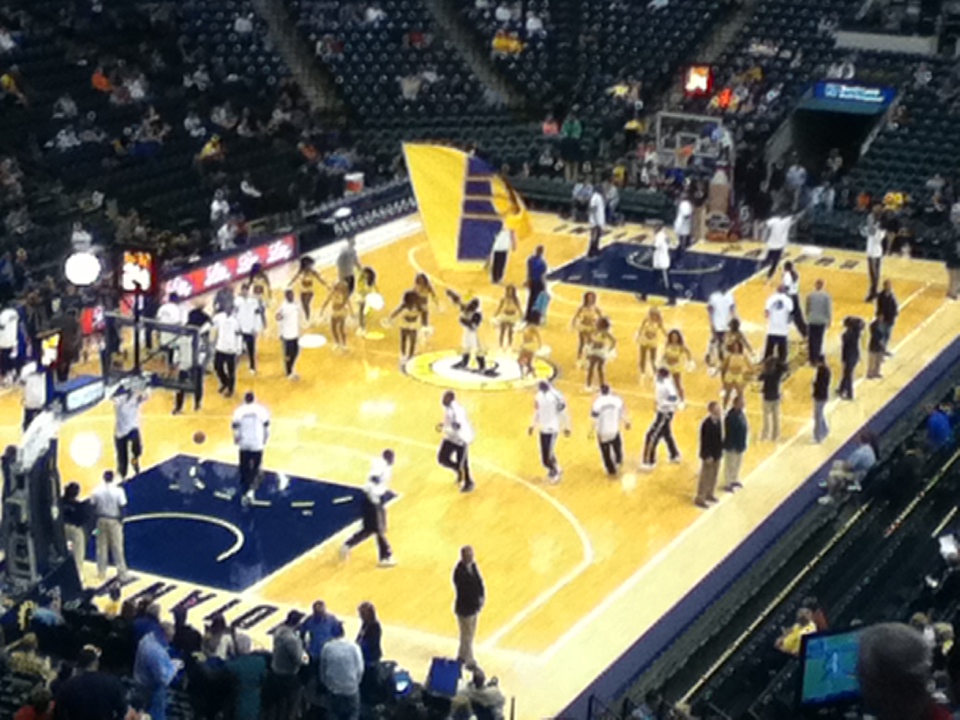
xmin=695 ymin=401 xmax=723 ymax=508
xmin=61 ymin=482 xmax=90 ymax=581
xmin=338 ymin=237 xmax=362 ymax=295
xmin=782 ymin=261 xmax=807 ymax=338
xmin=235 ymin=283 xmax=264 ymax=375
xmin=528 ymin=381 xmax=571 ymax=483
xmin=813 ymin=356 xmax=831 ymax=442
xmin=587 ymin=184 xmax=606 ymax=258
xmin=438 ymin=391 xmax=475 ymax=492
xmin=864 ymin=221 xmax=885 ymax=301
xmin=674 ymin=192 xmax=694 ymax=255
xmin=759 ymin=356 xmax=787 ymax=441
xmin=805 ymin=279 xmax=832 ymax=365
xmin=172 ymin=328 xmax=203 ymax=415
xmin=641 ymin=367 xmax=682 ymax=470
xmin=762 ymin=209 xmax=796 ymax=281
xmin=866 ymin=311 xmax=886 ymax=379
xmin=763 ymin=285 xmax=793 ymax=362
xmin=91 ymin=470 xmax=128 ymax=582
xmin=276 ymin=289 xmax=302 ymax=380
xmin=453 ymin=545 xmax=485 ymax=669
xmin=212 ymin=304 xmax=242 ymax=396
xmin=524 ymin=245 xmax=548 ymax=323
xmin=706 ymin=282 xmax=736 ymax=367
xmin=591 ymin=384 xmax=630 ymax=476
xmin=232 ymin=391 xmax=270 ymax=505
xmin=640 ymin=220 xmax=675 ymax=305
xmin=340 ymin=450 xmax=396 ymax=567
xmin=489 ymin=222 xmax=515 ymax=284
xmin=112 ymin=384 xmax=148 ymax=480
xmin=838 ymin=316 xmax=864 ymax=400
xmin=875 ymin=279 xmax=898 ymax=354
xmin=723 ymin=395 xmax=748 ymax=492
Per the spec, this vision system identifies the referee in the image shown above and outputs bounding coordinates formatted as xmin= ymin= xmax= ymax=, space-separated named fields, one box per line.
xmin=641 ymin=368 xmax=682 ymax=470
xmin=528 ymin=381 xmax=571 ymax=483
xmin=232 ymin=391 xmax=270 ymax=505
xmin=340 ymin=450 xmax=396 ymax=567
xmin=590 ymin=384 xmax=630 ymax=476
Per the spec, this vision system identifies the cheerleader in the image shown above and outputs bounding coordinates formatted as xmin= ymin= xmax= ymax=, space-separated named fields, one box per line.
xmin=356 ymin=267 xmax=378 ymax=333
xmin=517 ymin=324 xmax=542 ymax=378
xmin=571 ymin=291 xmax=602 ymax=366
xmin=413 ymin=273 xmax=441 ymax=329
xmin=725 ymin=318 xmax=755 ymax=362
xmin=634 ymin=306 xmax=665 ymax=378
xmin=389 ymin=290 xmax=422 ymax=362
xmin=321 ymin=280 xmax=354 ymax=351
xmin=782 ymin=261 xmax=807 ymax=337
xmin=494 ymin=284 xmax=523 ymax=348
xmin=721 ymin=341 xmax=750 ymax=409
xmin=585 ymin=317 xmax=616 ymax=391
xmin=448 ymin=290 xmax=488 ymax=372
xmin=288 ymin=257 xmax=328 ymax=320
xmin=249 ymin=263 xmax=272 ymax=303
xmin=663 ymin=329 xmax=694 ymax=403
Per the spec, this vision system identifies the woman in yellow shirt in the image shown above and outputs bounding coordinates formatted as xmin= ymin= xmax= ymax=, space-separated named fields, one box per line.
xmin=724 ymin=318 xmax=755 ymax=361
xmin=321 ymin=280 xmax=353 ymax=351
xmin=248 ymin=263 xmax=272 ymax=304
xmin=355 ymin=266 xmax=378 ymax=334
xmin=494 ymin=284 xmax=523 ymax=348
xmin=412 ymin=273 xmax=440 ymax=329
xmin=663 ymin=329 xmax=694 ymax=403
xmin=585 ymin=317 xmax=616 ymax=391
xmin=721 ymin=340 xmax=750 ymax=409
xmin=634 ymin=306 xmax=665 ymax=378
xmin=517 ymin=324 xmax=542 ymax=378
xmin=288 ymin=256 xmax=328 ymax=320
xmin=571 ymin=291 xmax=602 ymax=366
xmin=389 ymin=290 xmax=423 ymax=362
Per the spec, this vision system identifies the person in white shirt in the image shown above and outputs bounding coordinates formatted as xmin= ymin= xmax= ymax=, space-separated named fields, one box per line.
xmin=591 ymin=384 xmax=630 ymax=476
xmin=21 ymin=361 xmax=47 ymax=430
xmin=156 ymin=293 xmax=184 ymax=368
xmin=319 ymin=623 xmax=364 ymax=717
xmin=528 ymin=381 xmax=571 ymax=483
xmin=235 ymin=283 xmax=265 ymax=375
xmin=641 ymin=219 xmax=676 ymax=306
xmin=587 ymin=186 xmax=607 ymax=258
xmin=340 ymin=450 xmax=396 ymax=566
xmin=437 ymin=391 xmax=475 ymax=492
xmin=112 ymin=385 xmax=148 ymax=479
xmin=212 ymin=308 xmax=242 ymax=396
xmin=489 ymin=224 xmax=515 ymax=284
xmin=673 ymin=194 xmax=694 ymax=254
xmin=865 ymin=224 xmax=885 ymax=301
xmin=232 ymin=392 xmax=270 ymax=504
xmin=0 ymin=303 xmax=19 ymax=384
xmin=276 ymin=289 xmax=302 ymax=379
xmin=641 ymin=368 xmax=682 ymax=469
xmin=210 ymin=189 xmax=230 ymax=226
xmin=70 ymin=221 xmax=93 ymax=252
xmin=781 ymin=261 xmax=807 ymax=337
xmin=763 ymin=211 xmax=795 ymax=282
xmin=763 ymin=285 xmax=794 ymax=362
xmin=172 ymin=330 xmax=201 ymax=414
xmin=233 ymin=13 xmax=254 ymax=33
xmin=90 ymin=470 xmax=128 ymax=581
xmin=706 ymin=283 xmax=736 ymax=367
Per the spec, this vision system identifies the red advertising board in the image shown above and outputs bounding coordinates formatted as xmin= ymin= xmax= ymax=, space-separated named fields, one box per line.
xmin=161 ymin=234 xmax=297 ymax=300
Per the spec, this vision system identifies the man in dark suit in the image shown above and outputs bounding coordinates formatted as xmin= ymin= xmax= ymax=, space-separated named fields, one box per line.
xmin=695 ymin=401 xmax=723 ymax=508
xmin=453 ymin=545 xmax=485 ymax=668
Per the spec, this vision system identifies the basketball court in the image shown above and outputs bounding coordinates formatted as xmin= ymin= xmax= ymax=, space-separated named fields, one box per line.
xmin=1 ymin=211 xmax=957 ymax=718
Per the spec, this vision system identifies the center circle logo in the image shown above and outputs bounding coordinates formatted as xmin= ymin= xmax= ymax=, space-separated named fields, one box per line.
xmin=403 ymin=350 xmax=556 ymax=391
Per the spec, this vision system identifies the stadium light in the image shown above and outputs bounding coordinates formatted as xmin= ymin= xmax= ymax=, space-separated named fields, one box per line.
xmin=64 ymin=251 xmax=102 ymax=287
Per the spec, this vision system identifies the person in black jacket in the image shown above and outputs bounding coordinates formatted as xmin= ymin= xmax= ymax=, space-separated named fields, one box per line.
xmin=812 ymin=356 xmax=831 ymax=443
xmin=759 ymin=357 xmax=787 ymax=441
xmin=838 ymin=316 xmax=864 ymax=400
xmin=695 ymin=402 xmax=723 ymax=509
xmin=61 ymin=482 xmax=91 ymax=582
xmin=723 ymin=395 xmax=748 ymax=492
xmin=867 ymin=312 xmax=886 ymax=379
xmin=453 ymin=545 xmax=485 ymax=668
xmin=875 ymin=279 xmax=898 ymax=356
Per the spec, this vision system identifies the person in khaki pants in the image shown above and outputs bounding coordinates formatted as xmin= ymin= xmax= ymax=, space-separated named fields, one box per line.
xmin=453 ymin=545 xmax=485 ymax=668
xmin=695 ymin=402 xmax=723 ymax=509
xmin=723 ymin=395 xmax=748 ymax=492
xmin=61 ymin=482 xmax=90 ymax=582
xmin=91 ymin=470 xmax=129 ymax=581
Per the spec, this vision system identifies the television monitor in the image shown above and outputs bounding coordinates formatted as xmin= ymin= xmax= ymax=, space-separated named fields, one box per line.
xmin=684 ymin=65 xmax=714 ymax=97
xmin=38 ymin=330 xmax=62 ymax=369
xmin=799 ymin=628 xmax=863 ymax=707
xmin=120 ymin=249 xmax=157 ymax=294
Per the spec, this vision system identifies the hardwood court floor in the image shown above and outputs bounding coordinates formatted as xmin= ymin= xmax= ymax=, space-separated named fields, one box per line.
xmin=1 ymin=212 xmax=957 ymax=718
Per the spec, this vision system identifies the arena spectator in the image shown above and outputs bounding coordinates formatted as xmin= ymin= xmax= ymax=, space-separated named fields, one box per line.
xmin=927 ymin=403 xmax=955 ymax=452
xmin=262 ymin=610 xmax=305 ymax=720
xmin=459 ymin=667 xmax=506 ymax=720
xmin=10 ymin=633 xmax=54 ymax=682
xmin=321 ymin=622 xmax=364 ymax=720
xmin=774 ymin=608 xmax=817 ymax=656
xmin=357 ymin=601 xmax=382 ymax=667
xmin=301 ymin=600 xmax=339 ymax=663
xmin=13 ymin=688 xmax=53 ymax=720
xmin=819 ymin=432 xmax=878 ymax=505
xmin=225 ymin=633 xmax=266 ymax=720
xmin=134 ymin=622 xmax=179 ymax=720
xmin=202 ymin=614 xmax=235 ymax=661
xmin=52 ymin=644 xmax=130 ymax=720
